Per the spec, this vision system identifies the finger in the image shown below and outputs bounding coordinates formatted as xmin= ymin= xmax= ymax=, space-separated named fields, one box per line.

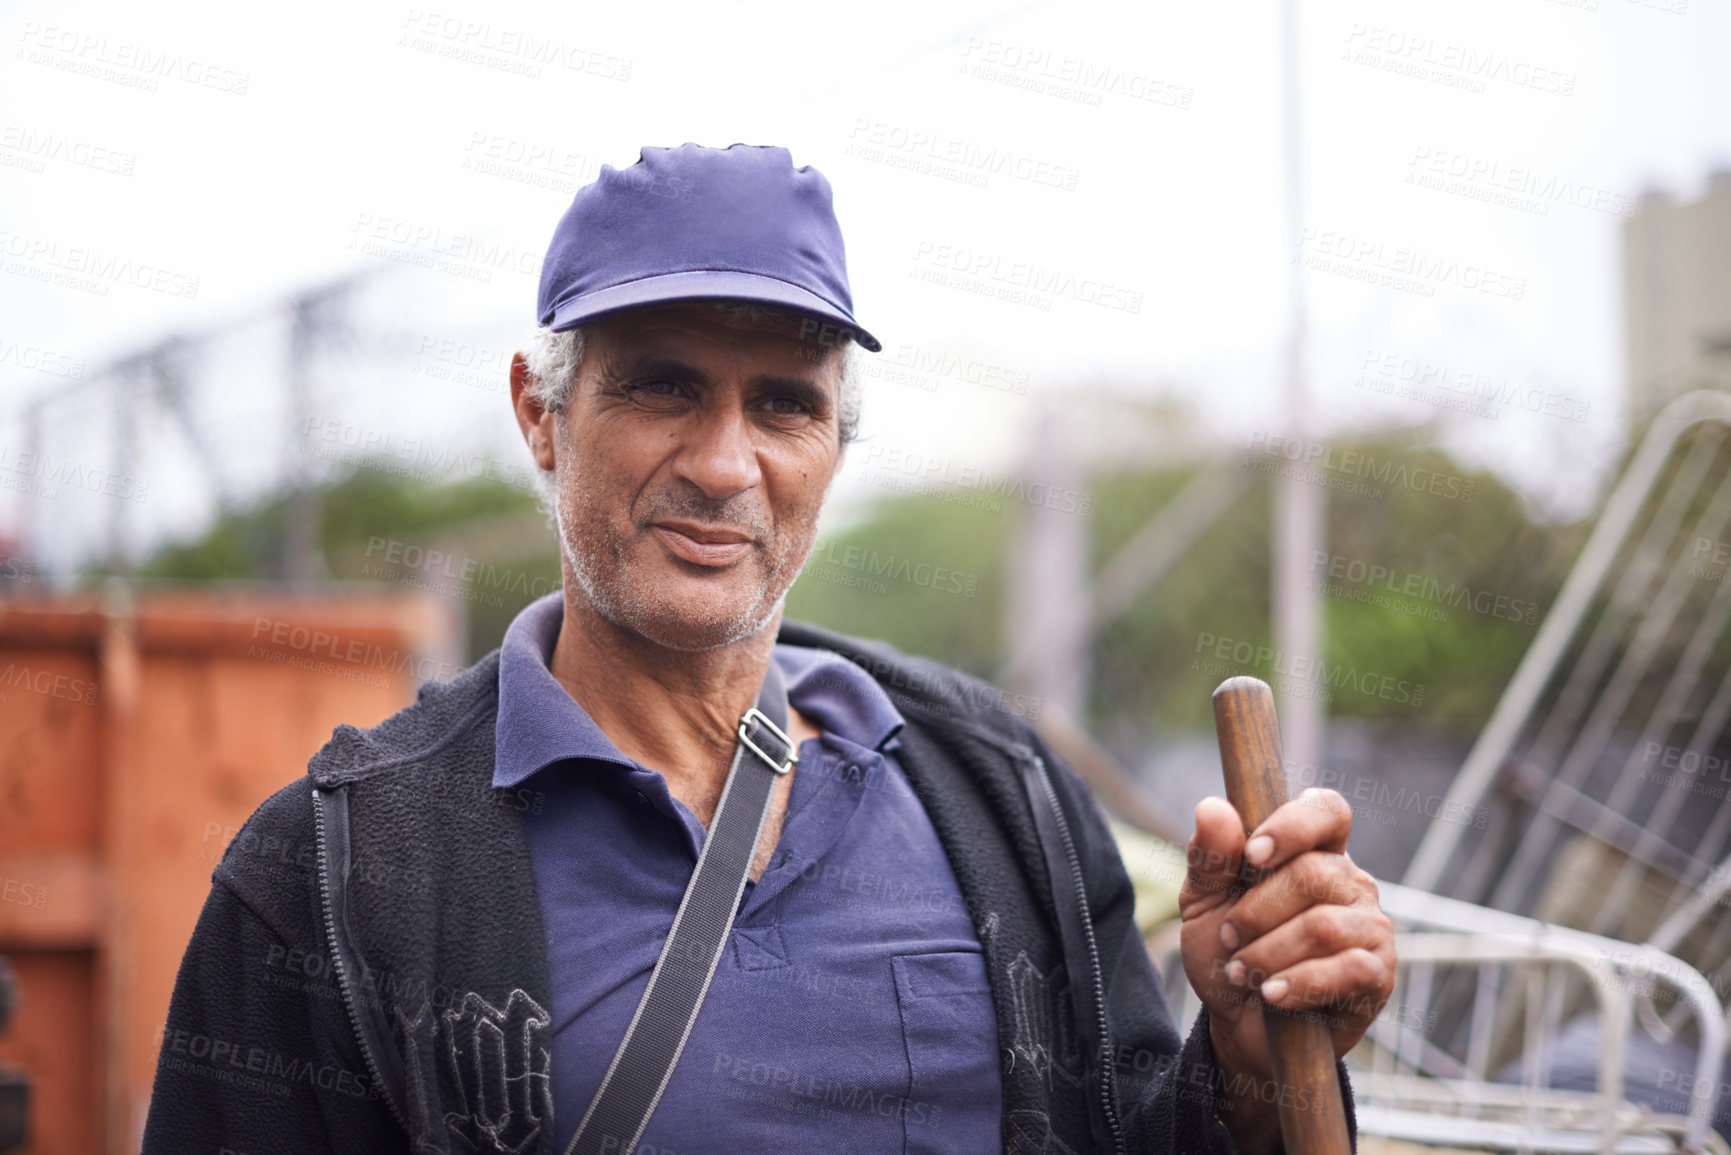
xmin=1224 ymin=903 xmax=1392 ymax=991
xmin=1220 ymin=851 xmax=1374 ymax=949
xmin=1180 ymin=796 xmax=1246 ymax=916
xmin=1255 ymin=947 xmax=1391 ymax=1022
xmin=1242 ymin=788 xmax=1352 ymax=873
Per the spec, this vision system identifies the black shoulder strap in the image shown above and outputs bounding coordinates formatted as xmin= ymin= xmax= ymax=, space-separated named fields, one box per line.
xmin=565 ymin=659 xmax=796 ymax=1155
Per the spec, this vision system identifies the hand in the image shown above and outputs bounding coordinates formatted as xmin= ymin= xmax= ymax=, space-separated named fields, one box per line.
xmin=1178 ymin=789 xmax=1395 ymax=1141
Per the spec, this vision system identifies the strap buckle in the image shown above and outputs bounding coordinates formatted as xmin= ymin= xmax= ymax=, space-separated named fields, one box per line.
xmin=738 ymin=708 xmax=798 ymax=775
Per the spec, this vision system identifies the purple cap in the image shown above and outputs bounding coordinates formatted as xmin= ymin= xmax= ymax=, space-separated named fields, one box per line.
xmin=536 ymin=143 xmax=881 ymax=352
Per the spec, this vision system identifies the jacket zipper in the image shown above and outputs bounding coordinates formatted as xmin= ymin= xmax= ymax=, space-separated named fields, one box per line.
xmin=1028 ymin=753 xmax=1127 ymax=1155
xmin=311 ymin=785 xmax=413 ymax=1137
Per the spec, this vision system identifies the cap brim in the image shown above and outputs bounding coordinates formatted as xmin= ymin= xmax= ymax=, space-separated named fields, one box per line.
xmin=544 ymin=269 xmax=882 ymax=352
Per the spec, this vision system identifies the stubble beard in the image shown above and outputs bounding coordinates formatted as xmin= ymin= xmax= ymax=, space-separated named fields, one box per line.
xmin=549 ymin=458 xmax=818 ymax=654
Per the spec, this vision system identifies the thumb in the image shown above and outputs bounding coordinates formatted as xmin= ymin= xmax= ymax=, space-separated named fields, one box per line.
xmin=1181 ymin=796 xmax=1246 ymax=918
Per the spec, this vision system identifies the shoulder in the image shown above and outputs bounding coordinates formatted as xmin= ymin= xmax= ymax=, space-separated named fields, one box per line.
xmin=776 ymin=619 xmax=1044 ymax=749
xmin=207 ymin=774 xmax=322 ymax=947
xmin=775 ymin=621 xmax=1117 ymax=842
xmin=304 ymin=649 xmax=502 ymax=789
xmin=209 ymin=650 xmax=505 ymax=937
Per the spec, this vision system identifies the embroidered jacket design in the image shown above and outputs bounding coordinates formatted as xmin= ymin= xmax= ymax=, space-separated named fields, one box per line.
xmin=441 ymin=988 xmax=553 ymax=1154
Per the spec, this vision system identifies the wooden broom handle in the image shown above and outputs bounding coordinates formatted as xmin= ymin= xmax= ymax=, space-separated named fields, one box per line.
xmin=1212 ymin=676 xmax=1352 ymax=1155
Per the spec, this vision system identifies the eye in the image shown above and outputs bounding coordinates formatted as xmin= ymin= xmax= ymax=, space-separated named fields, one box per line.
xmin=622 ymin=380 xmax=688 ymax=409
xmin=763 ymin=396 xmax=811 ymax=417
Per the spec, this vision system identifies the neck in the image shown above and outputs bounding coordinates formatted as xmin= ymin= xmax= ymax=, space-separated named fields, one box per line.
xmin=546 ymin=584 xmax=780 ymax=796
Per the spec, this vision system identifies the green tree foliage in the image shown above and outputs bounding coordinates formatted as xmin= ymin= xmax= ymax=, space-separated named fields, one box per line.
xmin=1319 ymin=444 xmax=1582 ymax=732
xmin=136 ymin=467 xmax=541 ymax=583
xmin=135 ymin=466 xmax=552 ymax=661
xmin=1089 ymin=470 xmax=1272 ymax=735
xmin=787 ymin=498 xmax=1006 ymax=675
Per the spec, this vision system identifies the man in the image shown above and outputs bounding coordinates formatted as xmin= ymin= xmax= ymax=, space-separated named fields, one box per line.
xmin=144 ymin=143 xmax=1394 ymax=1154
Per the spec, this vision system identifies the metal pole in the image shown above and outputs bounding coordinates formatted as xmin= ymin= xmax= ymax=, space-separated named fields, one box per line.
xmin=284 ymin=294 xmax=331 ymax=582
xmin=1004 ymin=396 xmax=1089 ymax=720
xmin=1272 ymin=0 xmax=1325 ymax=776
xmin=106 ymin=371 xmax=137 ymax=575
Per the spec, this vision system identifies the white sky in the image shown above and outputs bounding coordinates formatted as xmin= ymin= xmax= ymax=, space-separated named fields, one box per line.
xmin=3 ymin=0 xmax=1727 ymax=571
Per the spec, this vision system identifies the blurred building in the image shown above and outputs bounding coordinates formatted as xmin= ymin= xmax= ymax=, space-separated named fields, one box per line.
xmin=1624 ymin=170 xmax=1731 ymax=429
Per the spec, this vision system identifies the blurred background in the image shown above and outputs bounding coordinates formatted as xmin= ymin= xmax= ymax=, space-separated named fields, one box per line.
xmin=2 ymin=0 xmax=1728 ymax=1151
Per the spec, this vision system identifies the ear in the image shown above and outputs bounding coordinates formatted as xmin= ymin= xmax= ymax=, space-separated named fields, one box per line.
xmin=510 ymin=353 xmax=558 ymax=473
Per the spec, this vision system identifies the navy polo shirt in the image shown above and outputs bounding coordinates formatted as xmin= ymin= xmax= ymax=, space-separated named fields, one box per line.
xmin=493 ymin=593 xmax=1002 ymax=1153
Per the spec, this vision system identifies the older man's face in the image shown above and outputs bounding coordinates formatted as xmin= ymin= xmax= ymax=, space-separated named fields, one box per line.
xmin=536 ymin=303 xmax=845 ymax=652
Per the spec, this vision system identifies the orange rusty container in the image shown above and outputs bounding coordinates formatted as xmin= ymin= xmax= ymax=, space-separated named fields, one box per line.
xmin=0 ymin=586 xmax=461 ymax=1154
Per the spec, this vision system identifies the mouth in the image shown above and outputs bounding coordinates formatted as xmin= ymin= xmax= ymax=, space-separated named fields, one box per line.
xmin=651 ymin=522 xmax=755 ymax=568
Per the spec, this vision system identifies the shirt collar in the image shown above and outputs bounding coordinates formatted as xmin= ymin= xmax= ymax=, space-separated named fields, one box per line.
xmin=493 ymin=592 xmax=906 ymax=790
xmin=771 ymin=643 xmax=904 ymax=755
xmin=494 ymin=592 xmax=636 ymax=789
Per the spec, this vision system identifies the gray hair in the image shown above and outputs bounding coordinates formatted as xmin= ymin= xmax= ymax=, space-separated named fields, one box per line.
xmin=521 ymin=302 xmax=863 ymax=446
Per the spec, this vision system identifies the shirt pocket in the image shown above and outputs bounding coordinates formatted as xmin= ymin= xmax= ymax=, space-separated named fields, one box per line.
xmin=892 ymin=951 xmax=1002 ymax=1155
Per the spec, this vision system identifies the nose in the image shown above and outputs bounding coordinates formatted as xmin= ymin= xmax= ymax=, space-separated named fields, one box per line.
xmin=673 ymin=397 xmax=760 ymax=501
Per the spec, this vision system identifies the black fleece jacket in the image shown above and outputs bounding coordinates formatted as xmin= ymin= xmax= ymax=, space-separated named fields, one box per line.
xmin=141 ymin=619 xmax=1354 ymax=1154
